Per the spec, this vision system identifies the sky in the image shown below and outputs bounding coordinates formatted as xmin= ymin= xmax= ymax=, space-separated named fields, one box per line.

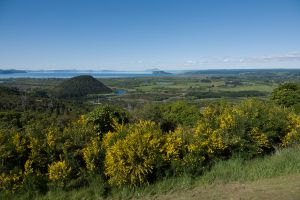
xmin=0 ymin=0 xmax=300 ymax=71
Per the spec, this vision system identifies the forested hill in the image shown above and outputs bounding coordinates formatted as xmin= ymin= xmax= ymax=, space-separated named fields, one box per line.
xmin=55 ymin=75 xmax=112 ymax=98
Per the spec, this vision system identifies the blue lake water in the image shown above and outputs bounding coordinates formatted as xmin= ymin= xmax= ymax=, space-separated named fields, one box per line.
xmin=0 ymin=71 xmax=175 ymax=79
xmin=115 ymin=89 xmax=127 ymax=95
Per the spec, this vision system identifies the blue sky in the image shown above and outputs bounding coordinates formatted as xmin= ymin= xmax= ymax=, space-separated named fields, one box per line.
xmin=0 ymin=0 xmax=300 ymax=70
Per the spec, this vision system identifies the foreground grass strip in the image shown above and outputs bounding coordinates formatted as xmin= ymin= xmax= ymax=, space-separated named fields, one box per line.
xmin=199 ymin=146 xmax=300 ymax=184
xmin=145 ymin=174 xmax=300 ymax=200
xmin=7 ymin=146 xmax=300 ymax=200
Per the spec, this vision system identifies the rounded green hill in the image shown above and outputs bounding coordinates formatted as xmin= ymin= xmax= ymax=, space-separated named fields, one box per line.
xmin=55 ymin=75 xmax=112 ymax=98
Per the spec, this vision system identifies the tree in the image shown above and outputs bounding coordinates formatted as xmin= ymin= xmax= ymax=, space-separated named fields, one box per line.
xmin=87 ymin=105 xmax=129 ymax=138
xmin=271 ymin=83 xmax=300 ymax=112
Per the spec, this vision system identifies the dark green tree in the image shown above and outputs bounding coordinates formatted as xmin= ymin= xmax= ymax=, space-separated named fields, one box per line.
xmin=87 ymin=104 xmax=129 ymax=137
xmin=271 ymin=83 xmax=300 ymax=112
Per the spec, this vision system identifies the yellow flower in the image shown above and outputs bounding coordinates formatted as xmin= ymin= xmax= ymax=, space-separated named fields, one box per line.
xmin=12 ymin=132 xmax=27 ymax=154
xmin=282 ymin=114 xmax=300 ymax=147
xmin=104 ymin=120 xmax=162 ymax=186
xmin=82 ymin=137 xmax=101 ymax=171
xmin=250 ymin=128 xmax=270 ymax=153
xmin=194 ymin=123 xmax=226 ymax=156
xmin=162 ymin=127 xmax=184 ymax=161
xmin=24 ymin=159 xmax=34 ymax=176
xmin=77 ymin=115 xmax=87 ymax=125
xmin=48 ymin=160 xmax=71 ymax=181
xmin=219 ymin=112 xmax=235 ymax=129
xmin=46 ymin=130 xmax=56 ymax=149
xmin=0 ymin=171 xmax=23 ymax=192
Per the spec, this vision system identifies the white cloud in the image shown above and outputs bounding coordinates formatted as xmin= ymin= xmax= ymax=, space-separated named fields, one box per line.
xmin=182 ymin=52 xmax=300 ymax=66
xmin=249 ymin=52 xmax=300 ymax=62
xmin=171 ymin=51 xmax=300 ymax=70
xmin=184 ymin=60 xmax=197 ymax=66
xmin=185 ymin=60 xmax=197 ymax=64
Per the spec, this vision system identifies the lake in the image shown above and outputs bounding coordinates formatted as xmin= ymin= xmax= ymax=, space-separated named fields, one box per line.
xmin=115 ymin=89 xmax=127 ymax=95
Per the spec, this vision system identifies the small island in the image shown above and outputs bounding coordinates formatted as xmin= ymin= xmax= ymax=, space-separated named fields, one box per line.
xmin=152 ymin=70 xmax=172 ymax=75
xmin=0 ymin=69 xmax=27 ymax=74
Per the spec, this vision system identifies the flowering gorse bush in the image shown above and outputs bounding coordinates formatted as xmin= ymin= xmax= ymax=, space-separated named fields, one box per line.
xmin=161 ymin=127 xmax=184 ymax=162
xmin=104 ymin=121 xmax=162 ymax=186
xmin=48 ymin=160 xmax=71 ymax=181
xmin=48 ymin=160 xmax=71 ymax=188
xmin=0 ymin=171 xmax=23 ymax=192
xmin=82 ymin=137 xmax=102 ymax=172
xmin=0 ymin=100 xmax=299 ymax=192
xmin=282 ymin=113 xmax=300 ymax=146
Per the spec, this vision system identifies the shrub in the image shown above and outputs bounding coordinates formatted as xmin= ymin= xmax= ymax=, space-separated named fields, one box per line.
xmin=81 ymin=136 xmax=102 ymax=173
xmin=104 ymin=121 xmax=163 ymax=186
xmin=281 ymin=113 xmax=300 ymax=146
xmin=48 ymin=160 xmax=71 ymax=188
xmin=161 ymin=127 xmax=184 ymax=162
xmin=161 ymin=127 xmax=205 ymax=176
xmin=136 ymin=101 xmax=201 ymax=132
xmin=271 ymin=83 xmax=300 ymax=108
xmin=87 ymin=105 xmax=129 ymax=137
xmin=0 ymin=171 xmax=23 ymax=192
xmin=191 ymin=99 xmax=292 ymax=159
xmin=1 ymin=98 xmax=300 ymax=195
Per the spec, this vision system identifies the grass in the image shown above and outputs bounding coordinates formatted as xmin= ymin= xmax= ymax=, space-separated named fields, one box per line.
xmin=219 ymin=85 xmax=276 ymax=92
xmin=5 ymin=146 xmax=300 ymax=200
xmin=199 ymin=146 xmax=300 ymax=183
xmin=150 ymin=174 xmax=300 ymax=200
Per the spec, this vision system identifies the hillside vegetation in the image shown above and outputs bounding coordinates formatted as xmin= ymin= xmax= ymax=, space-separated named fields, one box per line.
xmin=0 ymin=82 xmax=300 ymax=199
xmin=55 ymin=75 xmax=112 ymax=98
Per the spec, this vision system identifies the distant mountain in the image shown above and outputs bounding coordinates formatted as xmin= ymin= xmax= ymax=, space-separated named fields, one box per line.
xmin=0 ymin=69 xmax=27 ymax=74
xmin=152 ymin=70 xmax=172 ymax=75
xmin=55 ymin=75 xmax=112 ymax=98
xmin=145 ymin=68 xmax=161 ymax=72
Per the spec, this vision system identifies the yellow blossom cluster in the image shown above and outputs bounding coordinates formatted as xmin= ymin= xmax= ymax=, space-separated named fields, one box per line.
xmin=1 ymin=100 xmax=299 ymax=192
xmin=48 ymin=160 xmax=71 ymax=182
xmin=250 ymin=128 xmax=270 ymax=153
xmin=161 ymin=127 xmax=184 ymax=161
xmin=0 ymin=171 xmax=23 ymax=192
xmin=104 ymin=121 xmax=162 ymax=186
xmin=282 ymin=113 xmax=300 ymax=146
xmin=77 ymin=114 xmax=87 ymax=125
xmin=12 ymin=132 xmax=27 ymax=154
xmin=82 ymin=137 xmax=101 ymax=172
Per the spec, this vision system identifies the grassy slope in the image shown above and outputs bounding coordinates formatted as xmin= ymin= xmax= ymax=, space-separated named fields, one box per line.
xmin=152 ymin=174 xmax=300 ymax=200
xmin=11 ymin=146 xmax=300 ymax=200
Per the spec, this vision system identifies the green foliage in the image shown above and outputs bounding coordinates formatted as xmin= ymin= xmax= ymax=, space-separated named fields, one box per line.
xmin=81 ymin=137 xmax=102 ymax=173
xmin=10 ymin=146 xmax=300 ymax=200
xmin=200 ymin=146 xmax=300 ymax=183
xmin=0 ymin=111 xmax=22 ymax=129
xmin=271 ymin=83 xmax=300 ymax=112
xmin=159 ymin=101 xmax=201 ymax=130
xmin=1 ymin=96 xmax=300 ymax=198
xmin=48 ymin=160 xmax=71 ymax=188
xmin=104 ymin=121 xmax=163 ymax=186
xmin=187 ymin=90 xmax=266 ymax=99
xmin=136 ymin=101 xmax=201 ymax=132
xmin=195 ymin=99 xmax=292 ymax=159
xmin=87 ymin=104 xmax=129 ymax=137
xmin=0 ymin=115 xmax=102 ymax=195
